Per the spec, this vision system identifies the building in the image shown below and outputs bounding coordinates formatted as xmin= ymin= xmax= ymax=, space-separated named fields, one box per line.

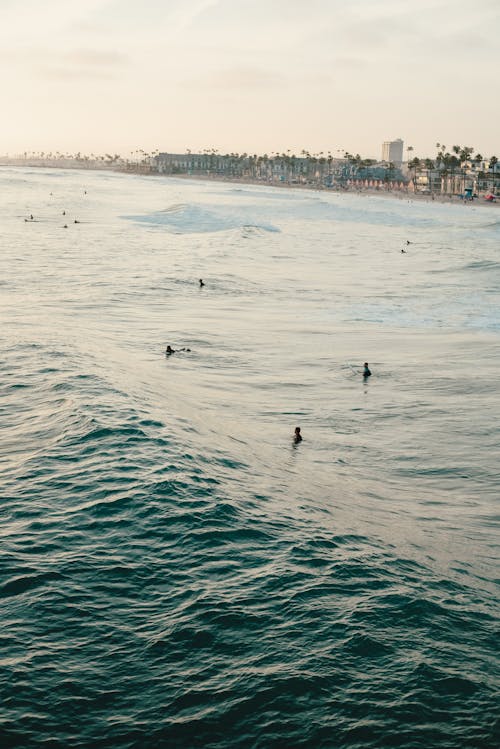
xmin=381 ymin=139 xmax=404 ymax=164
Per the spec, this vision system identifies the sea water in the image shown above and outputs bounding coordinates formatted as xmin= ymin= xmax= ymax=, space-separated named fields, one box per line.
xmin=1 ymin=167 xmax=498 ymax=748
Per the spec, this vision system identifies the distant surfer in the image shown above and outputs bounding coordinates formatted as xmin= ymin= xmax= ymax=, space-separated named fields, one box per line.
xmin=165 ymin=345 xmax=191 ymax=356
xmin=74 ymin=220 xmax=80 ymax=224
xmin=62 ymin=211 xmax=66 ymax=216
xmin=406 ymin=240 xmax=411 ymax=245
xmin=63 ymin=224 xmax=68 ymax=228
xmin=401 ymin=248 xmax=406 ymax=253
xmin=363 ymin=362 xmax=371 ymax=378
xmin=199 ymin=278 xmax=205 ymax=287
xmin=293 ymin=426 xmax=302 ymax=444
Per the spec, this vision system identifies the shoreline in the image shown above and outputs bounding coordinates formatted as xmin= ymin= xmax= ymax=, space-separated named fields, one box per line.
xmin=1 ymin=161 xmax=498 ymax=210
xmin=158 ymin=172 xmax=500 ymax=210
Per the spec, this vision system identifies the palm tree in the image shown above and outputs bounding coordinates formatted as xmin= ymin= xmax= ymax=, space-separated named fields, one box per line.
xmin=424 ymin=158 xmax=435 ymax=192
xmin=458 ymin=147 xmax=474 ymax=193
xmin=385 ymin=161 xmax=396 ymax=186
xmin=449 ymin=154 xmax=460 ymax=193
xmin=489 ymin=156 xmax=498 ymax=194
xmin=409 ymin=157 xmax=421 ymax=191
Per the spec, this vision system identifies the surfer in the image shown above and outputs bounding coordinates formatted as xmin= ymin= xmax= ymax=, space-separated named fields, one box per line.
xmin=363 ymin=362 xmax=371 ymax=378
xmin=401 ymin=248 xmax=406 ymax=253
xmin=293 ymin=426 xmax=302 ymax=444
xmin=199 ymin=278 xmax=205 ymax=287
xmin=166 ymin=345 xmax=191 ymax=356
xmin=74 ymin=220 xmax=80 ymax=224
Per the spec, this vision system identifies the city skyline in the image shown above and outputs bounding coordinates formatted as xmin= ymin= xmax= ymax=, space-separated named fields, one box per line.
xmin=1 ymin=0 xmax=499 ymax=158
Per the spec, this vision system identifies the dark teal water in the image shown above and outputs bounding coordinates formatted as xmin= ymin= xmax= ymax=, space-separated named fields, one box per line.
xmin=1 ymin=168 xmax=499 ymax=748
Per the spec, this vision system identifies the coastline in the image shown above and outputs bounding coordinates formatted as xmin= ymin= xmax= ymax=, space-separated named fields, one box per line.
xmin=1 ymin=161 xmax=498 ymax=210
xmin=164 ymin=171 xmax=500 ymax=209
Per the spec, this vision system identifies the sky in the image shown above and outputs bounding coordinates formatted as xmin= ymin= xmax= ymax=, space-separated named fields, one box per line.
xmin=1 ymin=0 xmax=499 ymax=160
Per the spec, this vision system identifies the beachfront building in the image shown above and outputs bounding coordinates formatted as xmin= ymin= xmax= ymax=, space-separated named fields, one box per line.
xmin=406 ymin=154 xmax=500 ymax=197
xmin=153 ymin=151 xmax=408 ymax=191
xmin=381 ymin=139 xmax=404 ymax=165
xmin=154 ymin=152 xmax=340 ymax=185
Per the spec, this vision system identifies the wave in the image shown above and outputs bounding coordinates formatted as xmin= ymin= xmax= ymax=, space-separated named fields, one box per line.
xmin=462 ymin=259 xmax=500 ymax=271
xmin=123 ymin=203 xmax=279 ymax=234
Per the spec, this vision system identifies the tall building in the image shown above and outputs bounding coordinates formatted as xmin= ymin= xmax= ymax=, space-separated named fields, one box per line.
xmin=381 ymin=139 xmax=404 ymax=164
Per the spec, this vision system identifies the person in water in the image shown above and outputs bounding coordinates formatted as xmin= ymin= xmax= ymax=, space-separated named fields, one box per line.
xmin=293 ymin=426 xmax=302 ymax=444
xmin=363 ymin=362 xmax=371 ymax=377
xmin=165 ymin=345 xmax=191 ymax=355
xmin=199 ymin=278 xmax=205 ymax=287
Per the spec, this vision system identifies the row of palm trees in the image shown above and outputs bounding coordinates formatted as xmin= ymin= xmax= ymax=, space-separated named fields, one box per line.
xmin=6 ymin=144 xmax=499 ymax=194
xmin=8 ymin=150 xmax=158 ymax=167
xmin=181 ymin=148 xmax=344 ymax=182
xmin=154 ymin=148 xmax=395 ymax=185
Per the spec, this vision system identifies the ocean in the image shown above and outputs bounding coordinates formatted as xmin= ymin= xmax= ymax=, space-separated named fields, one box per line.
xmin=1 ymin=167 xmax=499 ymax=748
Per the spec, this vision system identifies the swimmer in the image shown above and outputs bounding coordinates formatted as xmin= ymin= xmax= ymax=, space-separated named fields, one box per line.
xmin=363 ymin=362 xmax=371 ymax=377
xmin=165 ymin=345 xmax=191 ymax=356
xmin=62 ymin=211 xmax=66 ymax=216
xmin=63 ymin=224 xmax=68 ymax=229
xmin=293 ymin=426 xmax=302 ymax=444
xmin=199 ymin=278 xmax=205 ymax=287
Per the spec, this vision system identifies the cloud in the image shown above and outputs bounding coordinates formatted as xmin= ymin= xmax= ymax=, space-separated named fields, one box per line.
xmin=0 ymin=0 xmax=112 ymax=42
xmin=332 ymin=56 xmax=368 ymax=70
xmin=64 ymin=49 xmax=128 ymax=67
xmin=185 ymin=66 xmax=286 ymax=91
xmin=43 ymin=66 xmax=121 ymax=81
xmin=172 ymin=0 xmax=222 ymax=32
xmin=0 ymin=45 xmax=128 ymax=80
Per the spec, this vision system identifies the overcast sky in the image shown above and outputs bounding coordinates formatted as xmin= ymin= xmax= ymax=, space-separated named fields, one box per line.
xmin=1 ymin=0 xmax=499 ymax=159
